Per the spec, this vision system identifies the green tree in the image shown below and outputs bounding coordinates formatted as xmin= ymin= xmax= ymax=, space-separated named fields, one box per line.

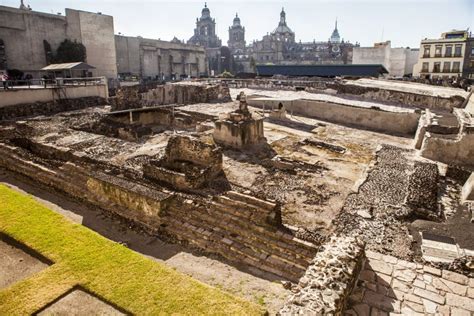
xmin=54 ymin=39 xmax=86 ymax=63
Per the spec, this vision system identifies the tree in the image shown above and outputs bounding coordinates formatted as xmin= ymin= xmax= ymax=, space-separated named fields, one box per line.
xmin=54 ymin=39 xmax=86 ymax=63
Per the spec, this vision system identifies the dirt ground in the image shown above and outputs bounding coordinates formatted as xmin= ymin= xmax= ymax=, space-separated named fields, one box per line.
xmin=37 ymin=289 xmax=125 ymax=316
xmin=0 ymin=169 xmax=288 ymax=314
xmin=0 ymin=238 xmax=49 ymax=290
xmin=183 ymin=100 xmax=413 ymax=232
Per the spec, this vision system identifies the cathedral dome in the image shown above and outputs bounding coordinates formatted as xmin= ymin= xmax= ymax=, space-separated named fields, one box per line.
xmin=233 ymin=13 xmax=241 ymax=26
xmin=272 ymin=8 xmax=293 ymax=35
xmin=201 ymin=3 xmax=210 ymax=19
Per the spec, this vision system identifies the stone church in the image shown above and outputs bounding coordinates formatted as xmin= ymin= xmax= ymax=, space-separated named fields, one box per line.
xmin=188 ymin=4 xmax=360 ymax=75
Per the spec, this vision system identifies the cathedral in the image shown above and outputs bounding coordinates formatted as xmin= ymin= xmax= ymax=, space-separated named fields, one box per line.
xmin=187 ymin=3 xmax=222 ymax=48
xmin=237 ymin=8 xmax=358 ymax=73
xmin=189 ymin=4 xmax=359 ymax=74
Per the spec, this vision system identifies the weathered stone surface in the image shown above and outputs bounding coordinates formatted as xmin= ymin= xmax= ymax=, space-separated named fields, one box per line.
xmin=279 ymin=236 xmax=365 ymax=315
xmin=347 ymin=251 xmax=474 ymax=316
xmin=450 ymin=307 xmax=471 ymax=316
xmin=393 ymin=268 xmax=417 ymax=283
xmin=442 ymin=270 xmax=469 ymax=285
xmin=363 ymin=290 xmax=400 ymax=313
xmin=413 ymin=288 xmax=445 ymax=304
xmin=423 ymin=265 xmax=441 ymax=276
xmin=422 ymin=298 xmax=438 ymax=314
xmin=369 ymin=260 xmax=393 ymax=276
xmin=446 ymin=293 xmax=474 ymax=311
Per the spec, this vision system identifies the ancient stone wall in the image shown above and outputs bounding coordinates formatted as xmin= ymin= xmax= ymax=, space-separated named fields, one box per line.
xmin=144 ymin=135 xmax=223 ymax=191
xmin=213 ymin=118 xmax=265 ymax=148
xmin=249 ymin=98 xmax=420 ymax=137
xmin=0 ymin=134 xmax=317 ymax=281
xmin=111 ymin=82 xmax=231 ymax=111
xmin=326 ymin=82 xmax=466 ymax=112
xmin=162 ymin=192 xmax=317 ymax=281
xmin=419 ymin=110 xmax=474 ymax=169
xmin=0 ymin=96 xmax=107 ymax=121
xmin=279 ymin=236 xmax=366 ymax=315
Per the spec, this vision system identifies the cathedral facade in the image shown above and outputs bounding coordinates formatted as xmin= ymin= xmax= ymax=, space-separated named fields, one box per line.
xmin=228 ymin=8 xmax=359 ymax=73
xmin=188 ymin=4 xmax=359 ymax=75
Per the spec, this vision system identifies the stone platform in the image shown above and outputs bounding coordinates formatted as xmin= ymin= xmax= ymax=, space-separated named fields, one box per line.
xmin=347 ymin=250 xmax=474 ymax=315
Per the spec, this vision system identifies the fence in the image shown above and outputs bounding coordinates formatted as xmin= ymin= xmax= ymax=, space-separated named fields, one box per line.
xmin=0 ymin=77 xmax=107 ymax=90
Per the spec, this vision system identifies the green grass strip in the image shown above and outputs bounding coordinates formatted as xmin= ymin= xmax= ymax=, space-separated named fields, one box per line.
xmin=0 ymin=184 xmax=264 ymax=315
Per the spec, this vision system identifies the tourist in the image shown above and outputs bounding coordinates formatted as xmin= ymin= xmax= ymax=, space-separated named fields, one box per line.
xmin=0 ymin=72 xmax=9 ymax=90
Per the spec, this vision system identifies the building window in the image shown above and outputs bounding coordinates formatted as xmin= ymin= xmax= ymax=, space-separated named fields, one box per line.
xmin=471 ymin=47 xmax=474 ymax=56
xmin=454 ymin=44 xmax=462 ymax=57
xmin=435 ymin=45 xmax=442 ymax=57
xmin=433 ymin=62 xmax=441 ymax=72
xmin=445 ymin=45 xmax=452 ymax=57
xmin=423 ymin=45 xmax=430 ymax=58
xmin=421 ymin=62 xmax=429 ymax=72
xmin=443 ymin=62 xmax=451 ymax=73
xmin=452 ymin=62 xmax=460 ymax=72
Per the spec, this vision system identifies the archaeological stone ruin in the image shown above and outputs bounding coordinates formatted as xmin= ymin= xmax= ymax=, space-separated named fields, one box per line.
xmin=0 ymin=77 xmax=473 ymax=314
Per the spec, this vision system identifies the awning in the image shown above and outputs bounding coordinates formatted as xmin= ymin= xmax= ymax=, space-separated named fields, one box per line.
xmin=41 ymin=62 xmax=96 ymax=71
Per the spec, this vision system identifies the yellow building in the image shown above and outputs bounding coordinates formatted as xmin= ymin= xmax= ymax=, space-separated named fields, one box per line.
xmin=413 ymin=30 xmax=474 ymax=80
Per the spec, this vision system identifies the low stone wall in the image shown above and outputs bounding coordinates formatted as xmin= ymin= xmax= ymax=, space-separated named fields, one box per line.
xmin=249 ymin=98 xmax=420 ymax=136
xmin=328 ymin=82 xmax=465 ymax=112
xmin=419 ymin=111 xmax=474 ymax=169
xmin=0 ymin=96 xmax=107 ymax=121
xmin=0 ymin=144 xmax=171 ymax=231
xmin=0 ymin=84 xmax=109 ymax=109
xmin=111 ymin=82 xmax=231 ymax=111
xmin=279 ymin=236 xmax=366 ymax=315
xmin=205 ymin=78 xmax=467 ymax=112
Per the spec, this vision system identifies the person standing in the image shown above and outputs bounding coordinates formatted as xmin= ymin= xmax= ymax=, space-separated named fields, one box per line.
xmin=0 ymin=72 xmax=9 ymax=90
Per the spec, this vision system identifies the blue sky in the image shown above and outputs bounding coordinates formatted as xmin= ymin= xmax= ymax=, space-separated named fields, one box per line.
xmin=1 ymin=0 xmax=472 ymax=48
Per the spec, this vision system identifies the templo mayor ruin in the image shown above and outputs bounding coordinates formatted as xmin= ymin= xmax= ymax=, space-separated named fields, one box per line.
xmin=0 ymin=1 xmax=473 ymax=315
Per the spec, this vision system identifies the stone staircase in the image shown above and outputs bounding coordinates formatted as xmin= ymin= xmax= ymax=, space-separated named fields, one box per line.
xmin=162 ymin=191 xmax=318 ymax=281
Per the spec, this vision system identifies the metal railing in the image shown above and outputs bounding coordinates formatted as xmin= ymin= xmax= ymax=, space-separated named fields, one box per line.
xmin=0 ymin=77 xmax=107 ymax=91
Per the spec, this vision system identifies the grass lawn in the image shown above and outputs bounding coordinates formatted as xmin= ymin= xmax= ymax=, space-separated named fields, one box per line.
xmin=0 ymin=184 xmax=264 ymax=315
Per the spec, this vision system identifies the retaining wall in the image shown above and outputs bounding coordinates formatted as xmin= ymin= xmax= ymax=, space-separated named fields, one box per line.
xmin=0 ymin=138 xmax=317 ymax=281
xmin=0 ymin=84 xmax=109 ymax=108
xmin=249 ymin=98 xmax=420 ymax=136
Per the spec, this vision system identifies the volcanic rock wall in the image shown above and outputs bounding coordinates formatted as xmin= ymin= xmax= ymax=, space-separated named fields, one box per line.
xmin=279 ymin=236 xmax=366 ymax=315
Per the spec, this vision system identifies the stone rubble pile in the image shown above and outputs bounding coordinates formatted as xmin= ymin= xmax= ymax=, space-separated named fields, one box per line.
xmin=279 ymin=236 xmax=365 ymax=315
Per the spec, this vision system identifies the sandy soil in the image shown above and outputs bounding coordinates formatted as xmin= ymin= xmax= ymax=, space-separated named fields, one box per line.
xmin=0 ymin=169 xmax=288 ymax=314
xmin=0 ymin=239 xmax=49 ymax=290
xmin=37 ymin=289 xmax=125 ymax=316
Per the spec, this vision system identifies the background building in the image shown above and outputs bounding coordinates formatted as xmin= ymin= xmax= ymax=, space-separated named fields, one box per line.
xmin=413 ymin=30 xmax=473 ymax=80
xmin=352 ymin=41 xmax=419 ymax=77
xmin=115 ymin=35 xmax=207 ymax=80
xmin=187 ymin=3 xmax=223 ymax=75
xmin=0 ymin=3 xmax=117 ymax=79
xmin=229 ymin=9 xmax=358 ymax=74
